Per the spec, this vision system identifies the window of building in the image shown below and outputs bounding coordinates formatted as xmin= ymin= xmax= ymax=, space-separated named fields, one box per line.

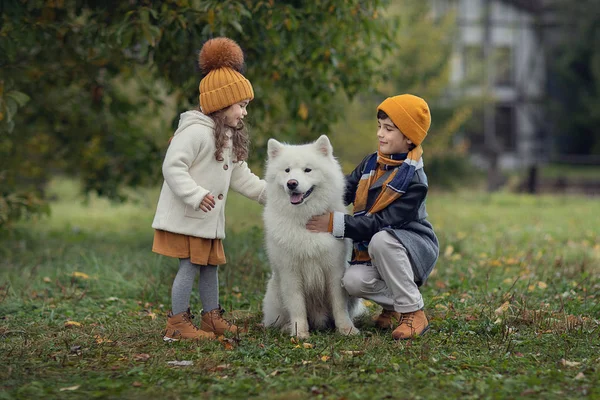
xmin=495 ymin=104 xmax=516 ymax=151
xmin=494 ymin=46 xmax=513 ymax=87
xmin=462 ymin=45 xmax=484 ymax=84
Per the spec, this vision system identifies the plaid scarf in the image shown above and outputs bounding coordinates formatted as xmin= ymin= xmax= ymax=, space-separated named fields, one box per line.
xmin=351 ymin=146 xmax=424 ymax=262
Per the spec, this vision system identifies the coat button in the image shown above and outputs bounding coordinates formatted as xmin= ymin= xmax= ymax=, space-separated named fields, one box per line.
xmin=223 ymin=164 xmax=229 ymax=170
xmin=218 ymin=194 xmax=224 ymax=200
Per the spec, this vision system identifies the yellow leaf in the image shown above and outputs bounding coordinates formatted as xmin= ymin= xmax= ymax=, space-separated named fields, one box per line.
xmin=302 ymin=343 xmax=314 ymax=349
xmin=320 ymin=355 xmax=330 ymax=362
xmin=64 ymin=321 xmax=82 ymax=328
xmin=59 ymin=386 xmax=80 ymax=392
xmin=94 ymin=335 xmax=113 ymax=344
xmin=363 ymin=300 xmax=373 ymax=307
xmin=494 ymin=301 xmax=510 ymax=316
xmin=297 ymin=103 xmax=308 ymax=120
xmin=72 ymin=271 xmax=90 ymax=280
xmin=43 ymin=277 xmax=51 ymax=283
xmin=537 ymin=281 xmax=548 ymax=290
xmin=444 ymin=245 xmax=454 ymax=257
xmin=341 ymin=350 xmax=364 ymax=356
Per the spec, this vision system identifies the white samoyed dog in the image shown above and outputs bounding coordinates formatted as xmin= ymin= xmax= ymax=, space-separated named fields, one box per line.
xmin=262 ymin=135 xmax=363 ymax=338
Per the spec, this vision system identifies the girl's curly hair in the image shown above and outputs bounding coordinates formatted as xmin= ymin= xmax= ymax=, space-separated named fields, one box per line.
xmin=206 ymin=108 xmax=250 ymax=163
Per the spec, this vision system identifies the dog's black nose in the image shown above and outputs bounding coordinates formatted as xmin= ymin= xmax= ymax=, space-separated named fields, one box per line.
xmin=287 ymin=180 xmax=298 ymax=190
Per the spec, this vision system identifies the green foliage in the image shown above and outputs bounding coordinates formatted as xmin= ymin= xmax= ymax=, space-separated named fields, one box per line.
xmin=1 ymin=188 xmax=599 ymax=398
xmin=330 ymin=0 xmax=483 ymax=185
xmin=0 ymin=0 xmax=392 ymax=228
xmin=547 ymin=0 xmax=600 ymax=155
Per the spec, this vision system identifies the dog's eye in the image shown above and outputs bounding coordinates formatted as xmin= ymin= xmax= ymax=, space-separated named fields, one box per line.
xmin=285 ymin=168 xmax=290 ymax=173
xmin=304 ymin=168 xmax=312 ymax=173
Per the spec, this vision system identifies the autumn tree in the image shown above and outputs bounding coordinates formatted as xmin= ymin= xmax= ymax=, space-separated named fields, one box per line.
xmin=0 ymin=0 xmax=392 ymax=228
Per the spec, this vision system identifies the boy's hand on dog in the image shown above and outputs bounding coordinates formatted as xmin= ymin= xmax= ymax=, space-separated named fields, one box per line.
xmin=306 ymin=214 xmax=330 ymax=233
xmin=200 ymin=194 xmax=216 ymax=212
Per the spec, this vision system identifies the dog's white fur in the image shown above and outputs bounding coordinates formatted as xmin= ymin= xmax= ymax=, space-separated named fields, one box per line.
xmin=262 ymin=135 xmax=363 ymax=338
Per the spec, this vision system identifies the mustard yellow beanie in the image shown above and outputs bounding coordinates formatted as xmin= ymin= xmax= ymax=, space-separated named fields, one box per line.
xmin=377 ymin=94 xmax=431 ymax=145
xmin=198 ymin=37 xmax=254 ymax=114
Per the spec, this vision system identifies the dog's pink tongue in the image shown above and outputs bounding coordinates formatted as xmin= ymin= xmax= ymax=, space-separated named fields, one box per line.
xmin=290 ymin=193 xmax=303 ymax=204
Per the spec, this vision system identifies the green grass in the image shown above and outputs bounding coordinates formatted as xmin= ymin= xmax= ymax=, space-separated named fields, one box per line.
xmin=1 ymin=180 xmax=599 ymax=399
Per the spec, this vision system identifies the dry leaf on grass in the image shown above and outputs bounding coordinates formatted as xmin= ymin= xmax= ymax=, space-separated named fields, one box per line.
xmin=64 ymin=321 xmax=82 ymax=328
xmin=167 ymin=360 xmax=193 ymax=366
xmin=133 ymin=353 xmax=150 ymax=362
xmin=59 ymin=385 xmax=80 ymax=392
xmin=71 ymin=272 xmax=90 ymax=279
xmin=494 ymin=301 xmax=510 ymax=316
xmin=560 ymin=359 xmax=581 ymax=367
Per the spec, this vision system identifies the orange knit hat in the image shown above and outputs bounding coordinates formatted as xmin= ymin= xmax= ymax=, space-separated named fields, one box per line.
xmin=198 ymin=37 xmax=254 ymax=114
xmin=377 ymin=94 xmax=431 ymax=145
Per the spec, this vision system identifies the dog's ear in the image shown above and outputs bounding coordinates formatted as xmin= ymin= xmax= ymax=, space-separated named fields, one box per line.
xmin=314 ymin=135 xmax=332 ymax=157
xmin=267 ymin=138 xmax=283 ymax=159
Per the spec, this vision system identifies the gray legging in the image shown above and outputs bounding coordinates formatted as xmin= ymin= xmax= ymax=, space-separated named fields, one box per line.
xmin=171 ymin=258 xmax=219 ymax=315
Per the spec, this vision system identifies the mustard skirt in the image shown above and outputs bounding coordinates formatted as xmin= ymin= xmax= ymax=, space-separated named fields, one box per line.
xmin=152 ymin=230 xmax=226 ymax=266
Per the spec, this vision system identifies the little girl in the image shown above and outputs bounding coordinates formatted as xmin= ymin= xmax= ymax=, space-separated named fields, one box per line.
xmin=152 ymin=37 xmax=266 ymax=341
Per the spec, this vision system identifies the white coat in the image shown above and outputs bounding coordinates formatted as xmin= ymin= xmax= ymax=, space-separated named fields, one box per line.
xmin=151 ymin=110 xmax=266 ymax=239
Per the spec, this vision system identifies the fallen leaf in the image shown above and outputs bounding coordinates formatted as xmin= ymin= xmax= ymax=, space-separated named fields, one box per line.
xmin=302 ymin=343 xmax=314 ymax=349
xmin=94 ymin=335 xmax=113 ymax=344
xmin=64 ymin=321 xmax=82 ymax=328
xmin=218 ymin=337 xmax=235 ymax=350
xmin=444 ymin=245 xmax=454 ymax=257
xmin=270 ymin=370 xmax=280 ymax=376
xmin=560 ymin=359 xmax=581 ymax=367
xmin=132 ymin=381 xmax=143 ymax=387
xmin=302 ymin=360 xmax=312 ymax=365
xmin=43 ymin=277 xmax=51 ymax=283
xmin=106 ymin=297 xmax=119 ymax=302
xmin=494 ymin=301 xmax=510 ymax=316
xmin=320 ymin=355 xmax=330 ymax=362
xmin=72 ymin=271 xmax=90 ymax=280
xmin=133 ymin=353 xmax=150 ymax=362
xmin=59 ymin=385 xmax=80 ymax=392
xmin=215 ymin=364 xmax=230 ymax=371
xmin=574 ymin=372 xmax=585 ymax=380
xmin=341 ymin=350 xmax=364 ymax=356
xmin=537 ymin=281 xmax=548 ymax=289
xmin=167 ymin=360 xmax=193 ymax=366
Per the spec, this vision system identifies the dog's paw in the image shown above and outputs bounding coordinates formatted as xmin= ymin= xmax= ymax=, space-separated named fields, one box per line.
xmin=337 ymin=325 xmax=360 ymax=336
xmin=292 ymin=331 xmax=311 ymax=340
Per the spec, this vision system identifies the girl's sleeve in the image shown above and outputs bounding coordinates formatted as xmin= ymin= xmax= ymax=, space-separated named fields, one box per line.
xmin=162 ymin=127 xmax=210 ymax=210
xmin=230 ymin=161 xmax=267 ymax=205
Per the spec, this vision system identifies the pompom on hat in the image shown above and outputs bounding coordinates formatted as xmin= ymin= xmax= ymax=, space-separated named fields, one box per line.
xmin=198 ymin=37 xmax=254 ymax=114
xmin=377 ymin=94 xmax=431 ymax=145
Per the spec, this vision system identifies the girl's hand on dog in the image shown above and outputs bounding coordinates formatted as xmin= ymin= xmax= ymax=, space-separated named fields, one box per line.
xmin=200 ymin=194 xmax=216 ymax=212
xmin=306 ymin=214 xmax=330 ymax=233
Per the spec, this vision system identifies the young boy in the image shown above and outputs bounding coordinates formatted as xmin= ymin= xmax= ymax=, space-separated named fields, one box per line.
xmin=307 ymin=94 xmax=439 ymax=340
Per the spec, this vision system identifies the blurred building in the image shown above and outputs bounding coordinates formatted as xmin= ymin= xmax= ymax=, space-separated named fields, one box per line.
xmin=432 ymin=0 xmax=556 ymax=171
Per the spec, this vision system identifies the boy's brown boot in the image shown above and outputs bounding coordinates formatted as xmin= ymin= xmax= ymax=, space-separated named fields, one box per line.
xmin=163 ymin=309 xmax=216 ymax=342
xmin=200 ymin=306 xmax=244 ymax=335
xmin=374 ymin=309 xmax=401 ymax=329
xmin=392 ymin=310 xmax=429 ymax=340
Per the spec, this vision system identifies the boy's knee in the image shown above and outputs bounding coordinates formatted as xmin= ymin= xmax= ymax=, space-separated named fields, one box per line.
xmin=342 ymin=268 xmax=366 ymax=297
xmin=368 ymin=231 xmax=393 ymax=257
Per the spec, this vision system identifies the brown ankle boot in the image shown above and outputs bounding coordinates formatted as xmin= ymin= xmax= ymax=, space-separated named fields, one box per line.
xmin=163 ymin=309 xmax=215 ymax=342
xmin=374 ymin=309 xmax=401 ymax=329
xmin=392 ymin=310 xmax=429 ymax=340
xmin=200 ymin=306 xmax=243 ymax=335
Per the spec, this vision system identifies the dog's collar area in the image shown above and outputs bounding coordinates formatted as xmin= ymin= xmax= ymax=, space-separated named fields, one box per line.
xmin=290 ymin=186 xmax=315 ymax=205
